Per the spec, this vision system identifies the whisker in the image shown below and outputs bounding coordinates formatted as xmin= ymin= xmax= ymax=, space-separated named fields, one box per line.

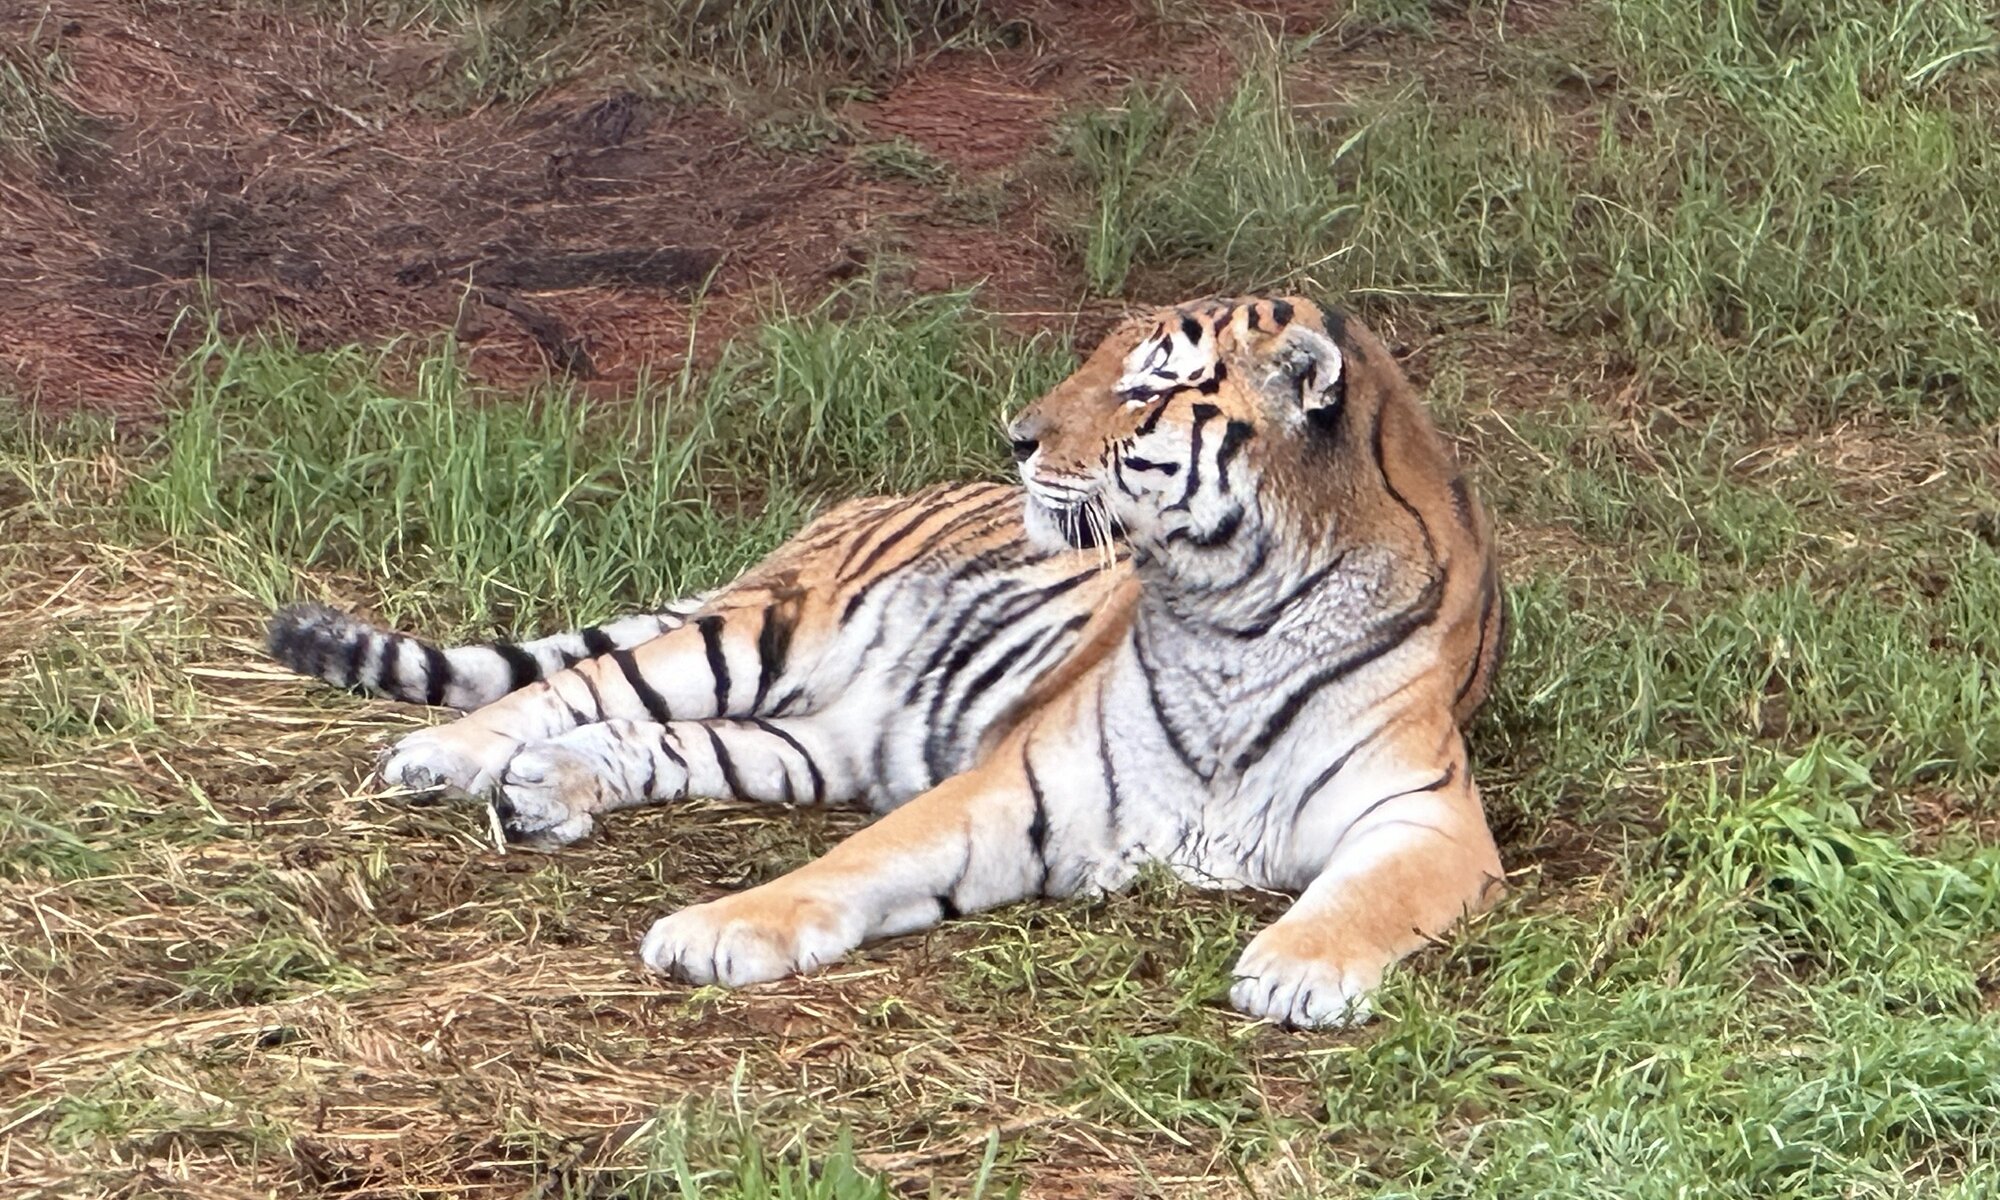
xmin=1087 ymin=501 xmax=1117 ymax=575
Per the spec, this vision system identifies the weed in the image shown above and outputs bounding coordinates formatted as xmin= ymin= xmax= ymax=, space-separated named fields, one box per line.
xmin=853 ymin=136 xmax=952 ymax=184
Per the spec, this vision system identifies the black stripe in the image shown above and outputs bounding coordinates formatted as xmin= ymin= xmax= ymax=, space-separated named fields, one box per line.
xmin=378 ymin=635 xmax=410 ymax=697
xmin=581 ymin=627 xmax=616 ymax=658
xmin=1178 ymin=527 xmax=1272 ymax=596
xmin=1131 ymin=628 xmax=1209 ymax=781
xmin=917 ymin=571 xmax=1100 ymax=775
xmin=574 ymin=669 xmax=606 ymax=719
xmin=839 ymin=485 xmax=985 ymax=580
xmin=1373 ymin=403 xmax=1439 ymax=566
xmin=695 ymin=616 xmax=730 ymax=713
xmin=1454 ymin=562 xmax=1504 ymax=711
xmin=1096 ymin=689 xmax=1122 ymax=838
xmin=1269 ymin=299 xmax=1294 ymax=328
xmin=752 ymin=600 xmax=797 ymax=712
xmin=1179 ymin=315 xmax=1203 ymax=343
xmin=656 ymin=728 xmax=688 ymax=771
xmin=936 ymin=893 xmax=963 ymax=920
xmin=1111 ymin=449 xmax=1141 ymax=499
xmin=1169 ymin=506 xmax=1242 ymax=549
xmin=906 ymin=579 xmax=1024 ymax=702
xmin=840 ymin=501 xmax=1015 ymax=625
xmin=341 ymin=629 xmax=370 ymax=689
xmin=420 ymin=642 xmax=449 ymax=706
xmin=1448 ymin=475 xmax=1477 ymax=531
xmin=1331 ymin=764 xmax=1459 ymax=854
xmin=840 ymin=506 xmax=943 ymax=580
xmin=1022 ymin=746 xmax=1051 ymax=894
xmin=912 ymin=568 xmax=1096 ymax=705
xmin=747 ymin=719 xmax=826 ymax=806
xmin=547 ymin=678 xmax=589 ymax=725
xmin=494 ymin=642 xmax=540 ymax=693
xmin=831 ymin=501 xmax=914 ymax=576
xmin=849 ymin=499 xmax=999 ymax=599
xmin=1165 ymin=404 xmax=1218 ymax=513
xmin=1232 ymin=578 xmax=1445 ymax=772
xmin=1290 ymin=740 xmax=1364 ymax=825
xmin=611 ymin=648 xmax=673 ymax=724
xmin=926 ymin=634 xmax=1042 ymax=782
xmin=1134 ymin=398 xmax=1171 ymax=437
xmin=1122 ymin=455 xmax=1180 ymax=475
xmin=945 ymin=535 xmax=1041 ymax=584
xmin=704 ymin=726 xmax=745 ymax=800
xmin=1214 ymin=420 xmax=1253 ymax=496
xmin=1009 ymin=612 xmax=1092 ymax=680
xmin=1320 ymin=305 xmax=1351 ymax=351
xmin=1224 ymin=553 xmax=1346 ymax=637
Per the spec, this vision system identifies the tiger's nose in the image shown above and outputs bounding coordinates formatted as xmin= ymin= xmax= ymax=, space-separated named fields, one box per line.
xmin=1007 ymin=412 xmax=1044 ymax=464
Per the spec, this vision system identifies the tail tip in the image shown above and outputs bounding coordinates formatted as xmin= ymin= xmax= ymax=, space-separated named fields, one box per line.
xmin=267 ymin=601 xmax=358 ymax=671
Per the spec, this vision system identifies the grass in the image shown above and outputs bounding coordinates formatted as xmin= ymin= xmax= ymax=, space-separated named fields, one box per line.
xmin=0 ymin=23 xmax=88 ymax=173
xmin=109 ymin=290 xmax=1064 ymax=634
xmin=301 ymin=0 xmax=997 ymax=108
xmin=1060 ymin=0 xmax=2000 ymax=421
xmin=5 ymin=1 xmax=2000 ymax=1196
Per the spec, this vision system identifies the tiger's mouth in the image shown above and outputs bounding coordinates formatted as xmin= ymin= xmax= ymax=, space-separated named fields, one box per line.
xmin=1050 ymin=503 xmax=1112 ymax=549
xmin=1022 ymin=482 xmax=1118 ymax=552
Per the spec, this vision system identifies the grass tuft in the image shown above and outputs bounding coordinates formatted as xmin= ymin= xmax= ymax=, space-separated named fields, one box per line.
xmin=0 ymin=25 xmax=89 ymax=173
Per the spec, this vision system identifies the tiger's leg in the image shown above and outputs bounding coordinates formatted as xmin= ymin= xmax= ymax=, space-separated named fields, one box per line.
xmin=638 ymin=729 xmax=1097 ymax=985
xmin=379 ymin=598 xmax=815 ymax=795
xmin=1228 ymin=736 xmax=1503 ymax=1029
xmin=490 ymin=716 xmax=867 ymax=846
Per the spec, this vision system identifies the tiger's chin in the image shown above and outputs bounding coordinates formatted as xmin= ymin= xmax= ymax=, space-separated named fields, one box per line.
xmin=1024 ymin=496 xmax=1115 ymax=552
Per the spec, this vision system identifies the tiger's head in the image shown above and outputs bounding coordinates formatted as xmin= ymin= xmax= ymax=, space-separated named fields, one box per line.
xmin=1008 ymin=295 xmax=1456 ymax=579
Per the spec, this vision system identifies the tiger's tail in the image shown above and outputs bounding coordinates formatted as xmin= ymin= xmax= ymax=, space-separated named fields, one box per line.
xmin=266 ymin=594 xmax=713 ymax=711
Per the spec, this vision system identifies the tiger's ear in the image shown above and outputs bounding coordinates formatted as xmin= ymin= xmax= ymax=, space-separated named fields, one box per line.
xmin=1257 ymin=324 xmax=1346 ymax=431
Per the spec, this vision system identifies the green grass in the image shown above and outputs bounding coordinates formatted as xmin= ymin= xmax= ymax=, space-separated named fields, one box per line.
xmin=113 ymin=290 xmax=1067 ymax=634
xmin=1061 ymin=0 xmax=2000 ymax=420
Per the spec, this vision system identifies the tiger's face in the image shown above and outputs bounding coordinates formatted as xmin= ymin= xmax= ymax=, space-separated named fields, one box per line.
xmin=1008 ymin=296 xmax=1355 ymax=557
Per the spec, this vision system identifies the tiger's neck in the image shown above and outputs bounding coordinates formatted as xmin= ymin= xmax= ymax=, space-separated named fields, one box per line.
xmin=1131 ymin=508 xmax=1404 ymax=641
xmin=1122 ymin=539 xmax=1428 ymax=780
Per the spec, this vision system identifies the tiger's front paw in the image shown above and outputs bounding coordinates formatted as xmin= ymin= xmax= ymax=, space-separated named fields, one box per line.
xmin=1228 ymin=923 xmax=1381 ymax=1030
xmin=639 ymin=890 xmax=863 ymax=986
xmin=493 ymin=742 xmax=603 ymax=847
xmin=376 ymin=726 xmax=511 ymax=797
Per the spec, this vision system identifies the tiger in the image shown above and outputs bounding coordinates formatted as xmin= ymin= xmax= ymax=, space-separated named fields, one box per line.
xmin=268 ymin=295 xmax=1506 ymax=1028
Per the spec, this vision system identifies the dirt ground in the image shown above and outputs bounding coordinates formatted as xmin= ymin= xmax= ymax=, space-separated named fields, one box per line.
xmin=0 ymin=0 xmax=1269 ymax=415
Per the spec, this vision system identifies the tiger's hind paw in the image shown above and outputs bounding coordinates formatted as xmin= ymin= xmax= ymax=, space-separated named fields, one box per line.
xmin=492 ymin=742 xmax=604 ymax=848
xmin=375 ymin=727 xmax=505 ymax=798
